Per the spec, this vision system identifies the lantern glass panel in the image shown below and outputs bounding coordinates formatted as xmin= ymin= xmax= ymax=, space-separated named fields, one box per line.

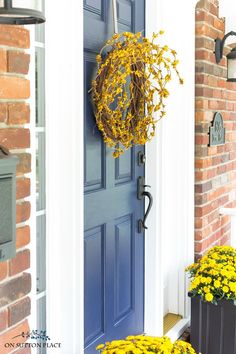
xmin=228 ymin=58 xmax=236 ymax=81
xmin=0 ymin=1 xmax=4 ymax=7
xmin=13 ymin=0 xmax=42 ymax=11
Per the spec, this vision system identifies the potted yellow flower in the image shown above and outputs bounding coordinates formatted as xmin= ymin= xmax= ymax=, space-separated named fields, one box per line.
xmin=186 ymin=245 xmax=236 ymax=354
xmin=96 ymin=335 xmax=196 ymax=353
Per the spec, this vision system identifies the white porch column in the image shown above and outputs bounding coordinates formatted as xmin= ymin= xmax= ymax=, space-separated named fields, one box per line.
xmin=45 ymin=1 xmax=84 ymax=353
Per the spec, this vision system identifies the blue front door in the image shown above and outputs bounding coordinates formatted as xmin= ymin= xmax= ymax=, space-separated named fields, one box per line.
xmin=84 ymin=1 xmax=145 ymax=353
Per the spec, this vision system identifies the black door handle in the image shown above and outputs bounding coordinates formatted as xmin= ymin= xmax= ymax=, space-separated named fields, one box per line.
xmin=137 ymin=177 xmax=153 ymax=233
xmin=140 ymin=190 xmax=153 ymax=231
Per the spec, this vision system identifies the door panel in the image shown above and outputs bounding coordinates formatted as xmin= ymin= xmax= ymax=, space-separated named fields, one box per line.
xmin=84 ymin=1 xmax=145 ymax=353
xmin=114 ymin=213 xmax=134 ymax=324
xmin=84 ymin=55 xmax=106 ymax=194
xmin=84 ymin=226 xmax=105 ymax=346
xmin=115 ymin=148 xmax=134 ymax=185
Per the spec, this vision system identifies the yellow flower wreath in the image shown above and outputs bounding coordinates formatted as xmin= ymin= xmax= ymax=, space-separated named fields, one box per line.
xmin=91 ymin=31 xmax=183 ymax=157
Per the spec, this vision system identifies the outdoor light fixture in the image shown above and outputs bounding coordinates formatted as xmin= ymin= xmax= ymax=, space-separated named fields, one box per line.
xmin=0 ymin=0 xmax=45 ymax=25
xmin=215 ymin=31 xmax=236 ymax=82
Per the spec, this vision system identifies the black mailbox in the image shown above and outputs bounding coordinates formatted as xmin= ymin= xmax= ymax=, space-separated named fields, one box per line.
xmin=0 ymin=146 xmax=18 ymax=262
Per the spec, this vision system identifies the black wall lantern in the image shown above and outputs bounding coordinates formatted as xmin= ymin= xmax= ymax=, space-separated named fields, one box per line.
xmin=215 ymin=31 xmax=236 ymax=82
xmin=0 ymin=0 xmax=45 ymax=25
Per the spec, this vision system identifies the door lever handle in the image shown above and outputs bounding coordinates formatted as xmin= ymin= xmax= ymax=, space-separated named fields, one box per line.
xmin=137 ymin=177 xmax=153 ymax=233
xmin=140 ymin=190 xmax=153 ymax=231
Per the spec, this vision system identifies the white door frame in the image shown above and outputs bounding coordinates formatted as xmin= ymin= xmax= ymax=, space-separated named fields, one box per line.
xmin=45 ymin=0 xmax=196 ymax=352
xmin=145 ymin=0 xmax=196 ymax=339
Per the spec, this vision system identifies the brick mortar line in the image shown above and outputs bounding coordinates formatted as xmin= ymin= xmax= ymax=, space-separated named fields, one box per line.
xmin=195 ymin=220 xmax=230 ymax=232
xmin=195 ymin=197 xmax=232 ymax=217
xmin=16 ymin=245 xmax=30 ymax=254
xmin=196 ymin=47 xmax=218 ymax=54
xmin=196 ymin=20 xmax=225 ymax=32
xmin=195 ymin=58 xmax=226 ymax=68
xmin=196 ymin=8 xmax=224 ymax=21
xmin=195 ymin=107 xmax=236 ymax=111
xmin=195 ymin=108 xmax=236 ymax=114
xmin=195 ymin=46 xmax=215 ymax=51
xmin=16 ymin=175 xmax=30 ymax=180
xmin=5 ymin=125 xmax=29 ymax=129
xmin=10 ymin=148 xmax=29 ymax=154
xmin=195 ymin=184 xmax=236 ymax=198
xmin=0 ymin=124 xmax=31 ymax=129
xmin=195 ymin=220 xmax=230 ymax=243
xmin=195 ymin=86 xmax=236 ymax=92
xmin=16 ymin=198 xmax=29 ymax=204
xmin=195 ymin=189 xmax=232 ymax=207
xmin=195 ymin=224 xmax=231 ymax=246
xmin=195 ymin=131 xmax=236 ymax=136
xmin=0 ymin=73 xmax=29 ymax=79
xmin=195 ymin=83 xmax=236 ymax=93
xmin=195 ymin=180 xmax=235 ymax=189
xmin=195 ymin=232 xmax=231 ymax=256
xmin=0 ymin=269 xmax=30 ymax=287
xmin=195 ymin=187 xmax=234 ymax=197
xmin=195 ymin=153 xmax=232 ymax=159
xmin=195 ymin=92 xmax=236 ymax=99
xmin=195 ymin=87 xmax=233 ymax=95
xmin=195 ymin=209 xmax=230 ymax=223
xmin=16 ymin=219 xmax=28 ymax=226
xmin=195 ymin=95 xmax=235 ymax=103
xmin=195 ymin=159 xmax=236 ymax=172
xmin=0 ymin=316 xmax=29 ymax=337
xmin=195 ymin=47 xmax=233 ymax=55
xmin=194 ymin=169 xmax=235 ymax=177
xmin=195 ymin=208 xmax=231 ymax=222
xmin=195 ymin=72 xmax=230 ymax=79
xmin=195 ymin=175 xmax=232 ymax=185
xmin=195 ymin=189 xmax=236 ymax=199
xmin=10 ymin=341 xmax=31 ymax=354
xmin=195 ymin=34 xmax=215 ymax=41
xmin=195 ymin=173 xmax=232 ymax=185
xmin=0 ymin=99 xmax=29 ymax=103
xmin=0 ymin=45 xmax=27 ymax=52
xmin=0 ymin=294 xmax=30 ymax=315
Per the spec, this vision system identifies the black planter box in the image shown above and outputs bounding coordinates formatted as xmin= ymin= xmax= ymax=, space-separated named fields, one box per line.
xmin=190 ymin=296 xmax=236 ymax=354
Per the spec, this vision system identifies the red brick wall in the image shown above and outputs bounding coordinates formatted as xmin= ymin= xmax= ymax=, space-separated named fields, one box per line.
xmin=0 ymin=26 xmax=31 ymax=354
xmin=195 ymin=0 xmax=236 ymax=258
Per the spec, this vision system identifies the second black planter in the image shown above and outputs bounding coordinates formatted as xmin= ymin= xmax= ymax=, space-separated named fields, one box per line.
xmin=190 ymin=296 xmax=236 ymax=354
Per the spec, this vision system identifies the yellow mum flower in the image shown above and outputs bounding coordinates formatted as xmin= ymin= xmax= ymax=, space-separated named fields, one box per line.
xmin=205 ymin=293 xmax=213 ymax=302
xmin=223 ymin=286 xmax=229 ymax=293
xmin=214 ymin=280 xmax=221 ymax=288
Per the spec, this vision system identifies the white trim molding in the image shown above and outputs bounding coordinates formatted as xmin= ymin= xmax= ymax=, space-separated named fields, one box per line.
xmin=145 ymin=0 xmax=196 ymax=337
xmin=27 ymin=24 xmax=37 ymax=339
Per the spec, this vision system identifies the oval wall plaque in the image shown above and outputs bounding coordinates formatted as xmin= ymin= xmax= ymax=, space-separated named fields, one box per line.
xmin=209 ymin=112 xmax=225 ymax=146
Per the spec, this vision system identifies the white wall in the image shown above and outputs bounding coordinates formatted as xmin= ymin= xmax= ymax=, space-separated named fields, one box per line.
xmin=220 ymin=0 xmax=236 ymax=36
